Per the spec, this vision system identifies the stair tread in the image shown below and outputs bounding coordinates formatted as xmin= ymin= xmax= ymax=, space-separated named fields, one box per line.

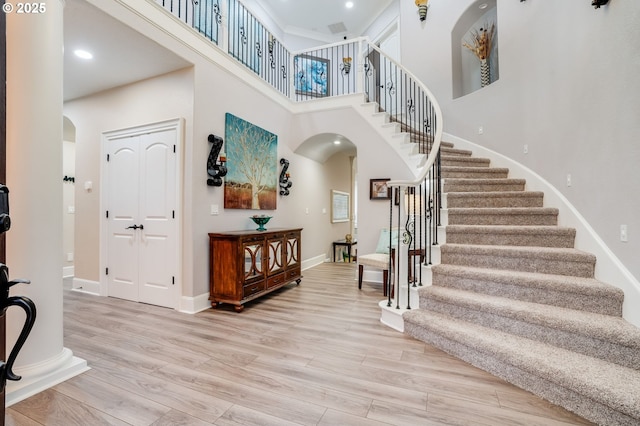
xmin=444 ymin=225 xmax=574 ymax=246
xmin=445 ymin=177 xmax=525 ymax=183
xmin=442 ymin=243 xmax=595 ymax=260
xmin=440 ymin=147 xmax=473 ymax=156
xmin=442 ymin=166 xmax=508 ymax=172
xmin=446 ymin=224 xmax=574 ymax=235
xmin=447 ymin=191 xmax=544 ymax=198
xmin=441 ymin=243 xmax=596 ymax=278
xmin=441 ymin=156 xmax=489 ymax=163
xmin=403 ymin=310 xmax=640 ymax=419
xmin=431 ymin=264 xmax=623 ymax=299
xmin=446 ymin=207 xmax=559 ymax=214
xmin=420 ymin=286 xmax=639 ymax=347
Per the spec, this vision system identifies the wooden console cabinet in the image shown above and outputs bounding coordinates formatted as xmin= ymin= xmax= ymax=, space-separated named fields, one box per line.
xmin=208 ymin=228 xmax=302 ymax=312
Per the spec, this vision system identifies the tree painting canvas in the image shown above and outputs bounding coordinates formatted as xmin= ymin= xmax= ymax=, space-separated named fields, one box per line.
xmin=224 ymin=113 xmax=278 ymax=210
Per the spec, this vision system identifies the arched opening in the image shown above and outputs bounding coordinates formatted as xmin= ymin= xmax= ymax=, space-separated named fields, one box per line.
xmin=295 ymin=133 xmax=358 ymax=262
xmin=452 ymin=0 xmax=499 ymax=98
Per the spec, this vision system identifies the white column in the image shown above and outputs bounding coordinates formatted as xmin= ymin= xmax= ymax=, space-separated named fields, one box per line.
xmin=5 ymin=0 xmax=87 ymax=405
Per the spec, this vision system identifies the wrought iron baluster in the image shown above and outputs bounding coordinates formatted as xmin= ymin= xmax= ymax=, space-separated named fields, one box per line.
xmin=213 ymin=2 xmax=221 ymax=24
xmin=239 ymin=27 xmax=247 ymax=45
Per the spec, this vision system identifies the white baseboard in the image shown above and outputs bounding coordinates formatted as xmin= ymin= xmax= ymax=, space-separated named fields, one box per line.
xmin=71 ymin=278 xmax=100 ymax=295
xmin=179 ymin=292 xmax=211 ymax=314
xmin=62 ymin=266 xmax=74 ymax=278
xmin=302 ymin=254 xmax=326 ymax=270
xmin=6 ymin=348 xmax=89 ymax=407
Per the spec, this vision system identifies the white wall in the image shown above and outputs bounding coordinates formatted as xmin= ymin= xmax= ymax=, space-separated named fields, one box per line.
xmin=401 ymin=0 xmax=640 ymax=285
xmin=364 ymin=0 xmax=400 ymax=42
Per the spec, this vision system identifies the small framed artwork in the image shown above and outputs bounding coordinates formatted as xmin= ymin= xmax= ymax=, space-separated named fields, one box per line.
xmin=331 ymin=190 xmax=350 ymax=223
xmin=370 ymin=178 xmax=391 ymax=200
xmin=294 ymin=54 xmax=329 ymax=97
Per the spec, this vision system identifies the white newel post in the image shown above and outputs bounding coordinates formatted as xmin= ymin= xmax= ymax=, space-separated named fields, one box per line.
xmin=5 ymin=0 xmax=88 ymax=405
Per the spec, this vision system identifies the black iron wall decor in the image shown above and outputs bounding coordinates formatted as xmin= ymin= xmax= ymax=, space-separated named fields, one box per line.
xmin=592 ymin=0 xmax=609 ymax=8
xmin=207 ymin=134 xmax=227 ymax=187
xmin=279 ymin=158 xmax=292 ymax=196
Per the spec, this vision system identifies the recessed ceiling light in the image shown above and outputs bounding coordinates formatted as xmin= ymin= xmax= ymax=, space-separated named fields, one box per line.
xmin=479 ymin=3 xmax=488 ymax=9
xmin=345 ymin=2 xmax=354 ymax=9
xmin=74 ymin=49 xmax=93 ymax=60
xmin=334 ymin=140 xmax=341 ymax=145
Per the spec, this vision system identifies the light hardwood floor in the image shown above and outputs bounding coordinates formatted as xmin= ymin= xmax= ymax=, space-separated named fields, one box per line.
xmin=6 ymin=263 xmax=594 ymax=425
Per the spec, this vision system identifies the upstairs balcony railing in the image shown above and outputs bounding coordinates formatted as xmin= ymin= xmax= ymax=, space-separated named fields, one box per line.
xmin=156 ymin=0 xmax=443 ymax=311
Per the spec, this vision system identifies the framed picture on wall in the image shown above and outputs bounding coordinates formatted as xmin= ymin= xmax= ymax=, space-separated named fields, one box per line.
xmin=370 ymin=178 xmax=391 ymax=200
xmin=294 ymin=54 xmax=329 ymax=97
xmin=331 ymin=190 xmax=350 ymax=223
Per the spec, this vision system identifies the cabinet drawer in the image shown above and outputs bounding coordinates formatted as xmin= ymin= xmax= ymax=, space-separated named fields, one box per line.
xmin=243 ymin=281 xmax=265 ymax=298
xmin=267 ymin=273 xmax=286 ymax=289
xmin=285 ymin=267 xmax=301 ymax=281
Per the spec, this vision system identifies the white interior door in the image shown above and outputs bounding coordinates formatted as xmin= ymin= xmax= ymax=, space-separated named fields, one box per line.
xmin=105 ymin=121 xmax=179 ymax=308
xmin=106 ymin=135 xmax=140 ymax=302
xmin=138 ymin=128 xmax=177 ymax=307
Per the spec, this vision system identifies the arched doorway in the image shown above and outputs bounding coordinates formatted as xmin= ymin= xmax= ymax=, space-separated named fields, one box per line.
xmin=295 ymin=133 xmax=358 ymax=262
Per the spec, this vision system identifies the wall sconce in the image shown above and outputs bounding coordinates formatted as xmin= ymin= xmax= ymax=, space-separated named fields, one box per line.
xmin=207 ymin=134 xmax=227 ymax=187
xmin=592 ymin=0 xmax=609 ymax=8
xmin=340 ymin=57 xmax=352 ymax=75
xmin=416 ymin=0 xmax=429 ymax=21
xmin=279 ymin=158 xmax=292 ymax=196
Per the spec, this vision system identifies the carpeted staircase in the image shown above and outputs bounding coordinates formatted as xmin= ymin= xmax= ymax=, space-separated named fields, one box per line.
xmin=402 ymin=142 xmax=640 ymax=425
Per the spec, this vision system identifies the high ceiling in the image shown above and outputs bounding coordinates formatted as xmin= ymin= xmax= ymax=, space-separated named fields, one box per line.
xmin=63 ymin=0 xmax=191 ymax=101
xmin=64 ymin=0 xmax=394 ymax=101
xmin=257 ymin=0 xmax=394 ymax=40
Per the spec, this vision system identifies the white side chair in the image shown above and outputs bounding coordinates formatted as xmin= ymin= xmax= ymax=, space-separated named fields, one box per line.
xmin=357 ymin=228 xmax=398 ymax=296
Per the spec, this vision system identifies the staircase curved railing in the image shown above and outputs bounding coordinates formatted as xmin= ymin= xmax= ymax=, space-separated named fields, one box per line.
xmin=358 ymin=42 xmax=443 ymax=309
xmin=155 ymin=0 xmax=444 ymax=311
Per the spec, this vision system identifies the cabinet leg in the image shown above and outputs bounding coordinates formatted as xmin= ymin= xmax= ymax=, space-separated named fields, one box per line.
xmin=296 ymin=279 xmax=301 ymax=285
xmin=211 ymin=301 xmax=218 ymax=308
xmin=234 ymin=304 xmax=245 ymax=313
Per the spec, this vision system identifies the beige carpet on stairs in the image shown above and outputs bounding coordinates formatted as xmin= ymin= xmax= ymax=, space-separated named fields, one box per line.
xmin=402 ymin=139 xmax=640 ymax=426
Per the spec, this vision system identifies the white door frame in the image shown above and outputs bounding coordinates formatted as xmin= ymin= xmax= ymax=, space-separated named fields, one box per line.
xmin=99 ymin=118 xmax=184 ymax=309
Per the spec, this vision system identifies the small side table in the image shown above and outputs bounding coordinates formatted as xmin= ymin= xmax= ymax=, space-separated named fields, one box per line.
xmin=333 ymin=240 xmax=357 ymax=262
